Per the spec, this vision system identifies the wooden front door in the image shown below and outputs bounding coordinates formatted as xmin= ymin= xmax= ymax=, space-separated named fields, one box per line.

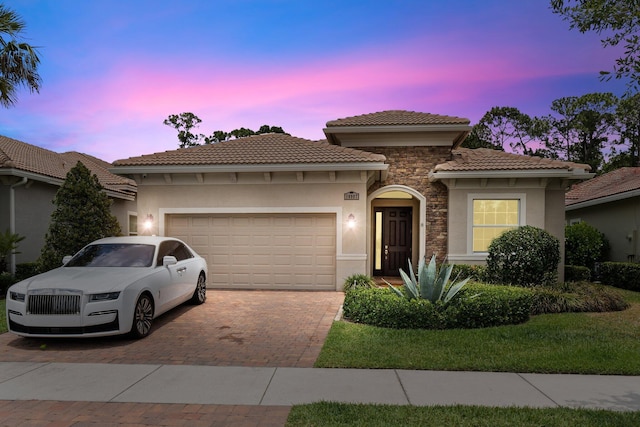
xmin=374 ymin=207 xmax=413 ymax=276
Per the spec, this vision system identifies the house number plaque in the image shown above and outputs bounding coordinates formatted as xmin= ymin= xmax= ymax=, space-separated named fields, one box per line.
xmin=344 ymin=191 xmax=359 ymax=200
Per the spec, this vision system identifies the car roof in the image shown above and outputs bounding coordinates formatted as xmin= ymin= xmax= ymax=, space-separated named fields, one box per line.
xmin=89 ymin=236 xmax=181 ymax=245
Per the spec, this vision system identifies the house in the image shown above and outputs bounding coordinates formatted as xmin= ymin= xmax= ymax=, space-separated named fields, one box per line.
xmin=565 ymin=167 xmax=640 ymax=263
xmin=111 ymin=110 xmax=592 ymax=290
xmin=0 ymin=135 xmax=137 ymax=273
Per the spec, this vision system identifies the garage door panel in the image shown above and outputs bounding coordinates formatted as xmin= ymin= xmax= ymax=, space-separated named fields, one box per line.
xmin=167 ymin=213 xmax=336 ymax=290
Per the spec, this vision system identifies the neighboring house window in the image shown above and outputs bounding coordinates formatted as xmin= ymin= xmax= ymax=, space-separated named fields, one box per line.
xmin=129 ymin=214 xmax=138 ymax=236
xmin=569 ymin=218 xmax=581 ymax=225
xmin=472 ymin=199 xmax=520 ymax=252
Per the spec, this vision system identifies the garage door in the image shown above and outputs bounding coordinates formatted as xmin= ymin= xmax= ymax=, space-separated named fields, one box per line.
xmin=166 ymin=213 xmax=336 ymax=290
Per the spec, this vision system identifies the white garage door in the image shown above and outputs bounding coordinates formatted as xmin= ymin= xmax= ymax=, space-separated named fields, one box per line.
xmin=166 ymin=213 xmax=336 ymax=290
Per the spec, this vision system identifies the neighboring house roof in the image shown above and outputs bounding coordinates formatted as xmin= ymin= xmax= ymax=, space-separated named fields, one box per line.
xmin=0 ymin=135 xmax=137 ymax=200
xmin=112 ymin=133 xmax=387 ymax=172
xmin=429 ymin=148 xmax=593 ymax=180
xmin=325 ymin=110 xmax=470 ymax=127
xmin=566 ymin=167 xmax=640 ymax=209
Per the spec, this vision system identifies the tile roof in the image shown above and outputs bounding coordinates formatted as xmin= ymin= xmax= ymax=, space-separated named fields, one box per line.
xmin=325 ymin=110 xmax=470 ymax=127
xmin=433 ymin=148 xmax=592 ymax=172
xmin=113 ymin=133 xmax=387 ymax=167
xmin=566 ymin=167 xmax=640 ymax=206
xmin=0 ymin=135 xmax=136 ymax=199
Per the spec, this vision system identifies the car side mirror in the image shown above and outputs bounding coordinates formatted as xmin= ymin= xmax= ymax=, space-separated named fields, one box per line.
xmin=62 ymin=255 xmax=73 ymax=265
xmin=162 ymin=256 xmax=178 ymax=267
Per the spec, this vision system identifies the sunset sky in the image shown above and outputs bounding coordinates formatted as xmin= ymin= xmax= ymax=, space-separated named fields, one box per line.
xmin=1 ymin=0 xmax=627 ymax=162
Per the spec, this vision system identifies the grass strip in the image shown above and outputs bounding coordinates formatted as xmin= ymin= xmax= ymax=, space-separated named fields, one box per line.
xmin=287 ymin=402 xmax=640 ymax=427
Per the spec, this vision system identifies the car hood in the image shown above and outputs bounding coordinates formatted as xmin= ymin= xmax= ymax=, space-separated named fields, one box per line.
xmin=11 ymin=267 xmax=155 ymax=294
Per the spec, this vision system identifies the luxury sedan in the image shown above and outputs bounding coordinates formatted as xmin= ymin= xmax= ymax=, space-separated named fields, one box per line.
xmin=6 ymin=236 xmax=208 ymax=339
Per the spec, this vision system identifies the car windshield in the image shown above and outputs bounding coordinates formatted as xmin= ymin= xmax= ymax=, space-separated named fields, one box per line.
xmin=65 ymin=244 xmax=155 ymax=267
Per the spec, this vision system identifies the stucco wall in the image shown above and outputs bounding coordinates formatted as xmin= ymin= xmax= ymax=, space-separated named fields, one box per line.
xmin=134 ymin=171 xmax=371 ymax=289
xmin=0 ymin=186 xmax=9 ymax=236
xmin=110 ymin=199 xmax=137 ymax=235
xmin=566 ymin=197 xmax=640 ymax=263
xmin=545 ymin=187 xmax=567 ymax=281
xmin=445 ymin=178 xmax=566 ymax=281
xmin=13 ymin=181 xmax=57 ymax=264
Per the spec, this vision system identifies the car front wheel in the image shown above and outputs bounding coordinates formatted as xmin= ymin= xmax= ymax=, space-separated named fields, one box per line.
xmin=190 ymin=273 xmax=206 ymax=305
xmin=130 ymin=294 xmax=154 ymax=338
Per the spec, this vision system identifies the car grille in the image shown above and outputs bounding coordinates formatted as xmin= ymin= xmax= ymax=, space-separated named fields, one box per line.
xmin=27 ymin=294 xmax=81 ymax=315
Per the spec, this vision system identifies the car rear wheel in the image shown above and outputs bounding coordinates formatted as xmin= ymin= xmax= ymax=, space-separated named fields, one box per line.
xmin=190 ymin=273 xmax=206 ymax=305
xmin=130 ymin=294 xmax=154 ymax=338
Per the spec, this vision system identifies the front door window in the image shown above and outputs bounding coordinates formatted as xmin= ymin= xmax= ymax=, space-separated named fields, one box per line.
xmin=374 ymin=207 xmax=412 ymax=276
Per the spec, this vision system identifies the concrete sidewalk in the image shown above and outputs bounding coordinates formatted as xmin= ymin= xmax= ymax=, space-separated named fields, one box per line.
xmin=1 ymin=362 xmax=639 ymax=411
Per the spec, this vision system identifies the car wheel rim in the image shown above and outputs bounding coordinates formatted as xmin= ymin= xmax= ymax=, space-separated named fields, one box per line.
xmin=134 ymin=296 xmax=153 ymax=336
xmin=197 ymin=276 xmax=206 ymax=302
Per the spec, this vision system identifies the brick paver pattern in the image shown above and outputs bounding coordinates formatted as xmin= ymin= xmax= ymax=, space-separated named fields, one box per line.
xmin=0 ymin=290 xmax=345 ymax=426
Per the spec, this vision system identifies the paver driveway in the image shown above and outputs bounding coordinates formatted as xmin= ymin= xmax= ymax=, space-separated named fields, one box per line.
xmin=0 ymin=290 xmax=344 ymax=367
xmin=0 ymin=290 xmax=344 ymax=426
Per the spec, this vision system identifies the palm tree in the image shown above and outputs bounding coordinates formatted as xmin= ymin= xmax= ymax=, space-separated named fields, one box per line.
xmin=0 ymin=3 xmax=41 ymax=107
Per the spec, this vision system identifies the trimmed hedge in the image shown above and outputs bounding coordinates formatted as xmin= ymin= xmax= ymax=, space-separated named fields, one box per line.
xmin=564 ymin=265 xmax=591 ymax=282
xmin=599 ymin=262 xmax=640 ymax=291
xmin=342 ymin=284 xmax=533 ymax=330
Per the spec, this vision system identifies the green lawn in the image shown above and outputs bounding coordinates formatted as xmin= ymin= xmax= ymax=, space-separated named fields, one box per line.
xmin=315 ymin=289 xmax=640 ymax=374
xmin=291 ymin=289 xmax=640 ymax=425
xmin=286 ymin=403 xmax=640 ymax=427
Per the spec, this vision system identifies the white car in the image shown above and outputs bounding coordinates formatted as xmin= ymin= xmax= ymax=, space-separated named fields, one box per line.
xmin=6 ymin=236 xmax=208 ymax=339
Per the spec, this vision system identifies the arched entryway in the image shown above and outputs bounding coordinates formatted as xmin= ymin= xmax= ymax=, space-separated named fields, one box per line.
xmin=367 ymin=185 xmax=426 ymax=277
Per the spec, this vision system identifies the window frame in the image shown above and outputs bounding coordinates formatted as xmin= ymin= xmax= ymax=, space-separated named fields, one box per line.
xmin=128 ymin=212 xmax=138 ymax=236
xmin=467 ymin=193 xmax=526 ymax=254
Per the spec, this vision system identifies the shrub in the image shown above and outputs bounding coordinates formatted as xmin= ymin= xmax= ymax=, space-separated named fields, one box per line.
xmin=451 ymin=264 xmax=487 ymax=282
xmin=0 ymin=272 xmax=18 ymax=297
xmin=564 ymin=265 xmax=591 ymax=282
xmin=343 ymin=287 xmax=446 ymax=329
xmin=15 ymin=262 xmax=40 ymax=281
xmin=486 ymin=226 xmax=560 ymax=287
xmin=0 ymin=230 xmax=25 ymax=273
xmin=342 ymin=274 xmax=376 ymax=291
xmin=39 ymin=161 xmax=121 ymax=272
xmin=599 ymin=262 xmax=640 ymax=291
xmin=530 ymin=281 xmax=628 ymax=314
xmin=342 ymin=284 xmax=533 ymax=330
xmin=565 ymin=222 xmax=608 ymax=271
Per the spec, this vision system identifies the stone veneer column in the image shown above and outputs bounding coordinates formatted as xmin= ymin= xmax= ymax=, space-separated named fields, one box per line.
xmin=365 ymin=146 xmax=452 ymax=263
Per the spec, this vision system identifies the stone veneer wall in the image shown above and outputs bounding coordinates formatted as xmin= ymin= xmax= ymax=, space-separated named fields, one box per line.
xmin=364 ymin=146 xmax=452 ymax=262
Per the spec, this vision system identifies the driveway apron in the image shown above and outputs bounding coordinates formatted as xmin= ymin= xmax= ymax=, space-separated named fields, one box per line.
xmin=0 ymin=290 xmax=345 ymax=367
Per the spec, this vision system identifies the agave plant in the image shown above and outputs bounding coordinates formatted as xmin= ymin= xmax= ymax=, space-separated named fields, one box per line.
xmin=387 ymin=255 xmax=471 ymax=304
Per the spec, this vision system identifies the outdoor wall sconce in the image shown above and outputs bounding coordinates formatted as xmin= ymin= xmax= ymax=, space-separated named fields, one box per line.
xmin=347 ymin=213 xmax=356 ymax=229
xmin=143 ymin=214 xmax=154 ymax=231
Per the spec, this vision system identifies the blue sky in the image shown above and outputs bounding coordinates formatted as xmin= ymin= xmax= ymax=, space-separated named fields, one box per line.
xmin=1 ymin=0 xmax=627 ymax=162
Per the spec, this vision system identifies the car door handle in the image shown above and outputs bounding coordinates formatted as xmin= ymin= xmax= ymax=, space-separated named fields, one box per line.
xmin=177 ymin=267 xmax=187 ymax=273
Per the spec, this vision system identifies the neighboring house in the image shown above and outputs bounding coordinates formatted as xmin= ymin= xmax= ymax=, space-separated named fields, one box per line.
xmin=0 ymin=135 xmax=137 ymax=273
xmin=566 ymin=167 xmax=640 ymax=263
xmin=111 ymin=110 xmax=592 ymax=290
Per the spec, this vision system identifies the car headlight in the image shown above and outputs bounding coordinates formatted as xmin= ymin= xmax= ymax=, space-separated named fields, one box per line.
xmin=9 ymin=291 xmax=25 ymax=302
xmin=89 ymin=292 xmax=121 ymax=302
